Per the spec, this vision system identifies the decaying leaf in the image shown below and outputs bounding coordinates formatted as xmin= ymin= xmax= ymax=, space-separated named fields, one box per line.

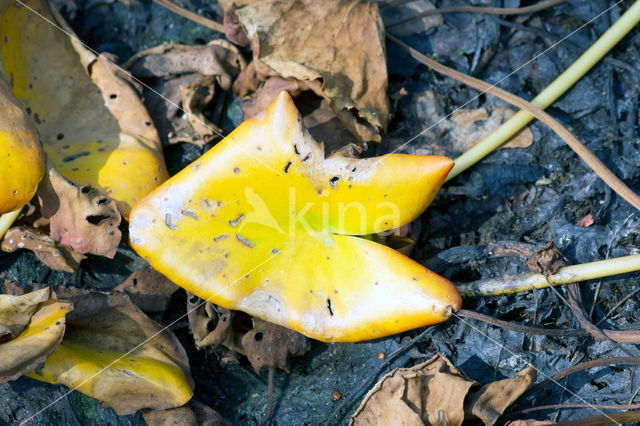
xmin=0 ymin=65 xmax=44 ymax=214
xmin=0 ymin=0 xmax=168 ymax=216
xmin=125 ymin=41 xmax=245 ymax=146
xmin=351 ymin=354 xmax=535 ymax=426
xmin=526 ymin=242 xmax=568 ymax=275
xmin=241 ymin=318 xmax=309 ymax=372
xmin=38 ymin=168 xmax=121 ymax=258
xmin=130 ymin=92 xmax=461 ymax=342
xmin=143 ymin=400 xmax=230 ymax=426
xmin=466 ymin=367 xmax=538 ymax=425
xmin=28 ymin=289 xmax=194 ymax=415
xmin=231 ymin=0 xmax=390 ymax=143
xmin=187 ymin=295 xmax=245 ymax=353
xmin=402 ymin=91 xmax=534 ymax=157
xmin=114 ymin=269 xmax=179 ymax=313
xmin=187 ymin=295 xmax=308 ymax=372
xmin=1 ymin=226 xmax=85 ymax=272
xmin=0 ymin=287 xmax=72 ymax=383
xmin=240 ymin=78 xmax=360 ymax=152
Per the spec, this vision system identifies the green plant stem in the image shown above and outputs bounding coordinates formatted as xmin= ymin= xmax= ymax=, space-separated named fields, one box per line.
xmin=458 ymin=254 xmax=640 ymax=297
xmin=0 ymin=209 xmax=20 ymax=240
xmin=447 ymin=0 xmax=640 ymax=181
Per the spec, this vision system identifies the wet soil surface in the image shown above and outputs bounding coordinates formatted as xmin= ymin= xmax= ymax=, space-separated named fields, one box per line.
xmin=2 ymin=0 xmax=640 ymax=424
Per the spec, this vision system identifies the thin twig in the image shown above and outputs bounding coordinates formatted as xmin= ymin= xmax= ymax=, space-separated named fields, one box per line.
xmin=457 ymin=309 xmax=586 ymax=336
xmin=388 ymin=0 xmax=568 ymax=29
xmin=515 ymin=403 xmax=640 ymax=415
xmin=526 ymin=357 xmax=640 ymax=396
xmin=553 ymin=409 xmax=640 ymax=425
xmin=386 ymin=34 xmax=640 ymax=211
xmin=564 ymin=283 xmax=638 ymax=357
xmin=152 ymin=0 xmax=224 ymax=34
xmin=260 ymin=366 xmax=275 ymax=426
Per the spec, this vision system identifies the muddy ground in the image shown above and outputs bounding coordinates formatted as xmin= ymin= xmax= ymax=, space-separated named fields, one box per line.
xmin=2 ymin=0 xmax=640 ymax=424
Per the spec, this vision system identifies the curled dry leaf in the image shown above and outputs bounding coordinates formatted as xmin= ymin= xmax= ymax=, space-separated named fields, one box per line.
xmin=1 ymin=226 xmax=85 ymax=272
xmin=27 ymin=289 xmax=194 ymax=415
xmin=241 ymin=318 xmax=309 ymax=373
xmin=0 ymin=287 xmax=72 ymax=383
xmin=351 ymin=354 xmax=535 ymax=426
xmin=130 ymin=92 xmax=460 ymax=342
xmin=232 ymin=0 xmax=390 ymax=143
xmin=114 ymin=269 xmax=179 ymax=314
xmin=38 ymin=168 xmax=121 ymax=258
xmin=0 ymin=0 xmax=168 ymax=217
xmin=143 ymin=399 xmax=230 ymax=426
xmin=187 ymin=295 xmax=245 ymax=353
xmin=187 ymin=295 xmax=308 ymax=372
xmin=125 ymin=41 xmax=245 ymax=146
xmin=0 ymin=64 xmax=44 ymax=214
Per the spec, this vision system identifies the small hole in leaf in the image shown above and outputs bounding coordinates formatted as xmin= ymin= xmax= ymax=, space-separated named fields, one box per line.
xmin=255 ymin=332 xmax=264 ymax=341
xmin=233 ymin=167 xmax=241 ymax=173
xmin=109 ymin=93 xmax=117 ymax=99
xmin=86 ymin=214 xmax=111 ymax=225
xmin=96 ymin=198 xmax=109 ymax=205
xmin=81 ymin=186 xmax=93 ymax=194
xmin=352 ymin=167 xmax=356 ymax=172
xmin=56 ymin=133 xmax=64 ymax=140
xmin=329 ymin=176 xmax=341 ymax=189
xmin=132 ymin=278 xmax=138 ymax=287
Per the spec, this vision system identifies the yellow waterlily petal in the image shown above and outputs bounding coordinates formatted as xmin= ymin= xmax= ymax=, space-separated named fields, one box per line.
xmin=130 ymin=91 xmax=461 ymax=342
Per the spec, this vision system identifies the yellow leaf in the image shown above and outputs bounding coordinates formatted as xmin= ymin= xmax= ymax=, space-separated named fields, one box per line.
xmin=130 ymin=91 xmax=461 ymax=342
xmin=0 ymin=287 xmax=71 ymax=383
xmin=0 ymin=0 xmax=168 ymax=216
xmin=27 ymin=290 xmax=193 ymax=415
xmin=0 ymin=68 xmax=44 ymax=214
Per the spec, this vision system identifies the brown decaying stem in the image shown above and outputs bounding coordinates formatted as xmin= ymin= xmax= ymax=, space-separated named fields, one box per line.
xmin=457 ymin=309 xmax=586 ymax=337
xmin=526 ymin=357 xmax=640 ymax=396
xmin=387 ymin=0 xmax=569 ymax=29
xmin=386 ymin=34 xmax=640 ymax=212
xmin=152 ymin=0 xmax=225 ymax=34
xmin=553 ymin=409 xmax=640 ymax=426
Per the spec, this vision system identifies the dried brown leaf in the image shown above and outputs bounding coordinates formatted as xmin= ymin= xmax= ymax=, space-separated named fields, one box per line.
xmin=0 ymin=287 xmax=72 ymax=383
xmin=114 ymin=269 xmax=178 ymax=313
xmin=351 ymin=354 xmax=534 ymax=426
xmin=241 ymin=318 xmax=308 ymax=373
xmin=187 ymin=294 xmax=245 ymax=353
xmin=526 ymin=242 xmax=568 ymax=275
xmin=125 ymin=41 xmax=244 ymax=146
xmin=143 ymin=400 xmax=230 ymax=426
xmin=234 ymin=0 xmax=390 ymax=143
xmin=1 ymin=226 xmax=85 ymax=272
xmin=187 ymin=295 xmax=308 ymax=372
xmin=465 ymin=367 xmax=537 ymax=425
xmin=38 ymin=168 xmax=122 ymax=258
